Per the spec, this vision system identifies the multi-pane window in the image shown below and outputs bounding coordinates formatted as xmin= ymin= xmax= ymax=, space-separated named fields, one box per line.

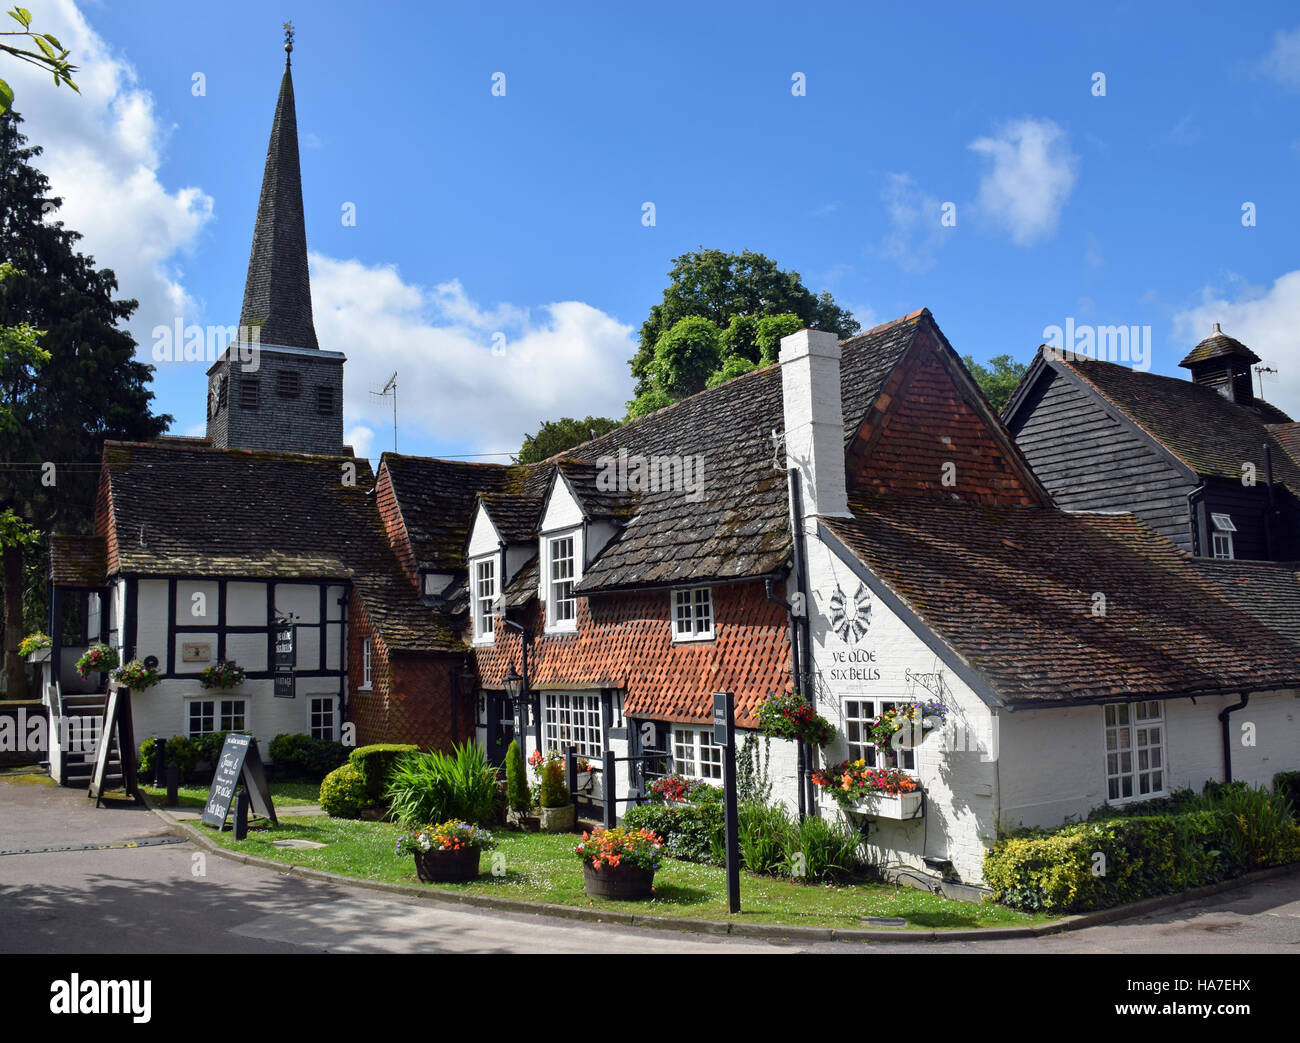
xmin=543 ymin=693 xmax=603 ymax=758
xmin=240 ymin=378 xmax=260 ymax=410
xmin=673 ymin=727 xmax=722 ymax=781
xmin=1104 ymin=701 xmax=1166 ymax=802
xmin=474 ymin=558 xmax=496 ymax=640
xmin=361 ymin=640 xmax=373 ymax=689
xmin=548 ymin=535 xmax=576 ymax=628
xmin=844 ymin=699 xmax=916 ymax=772
xmin=672 ymin=587 xmax=714 ymax=641
xmin=310 ymin=697 xmax=335 ymax=740
xmin=277 ymin=370 xmax=301 ymax=397
xmin=1210 ymin=513 xmax=1236 ymax=560
xmin=188 ymin=699 xmax=247 ymax=736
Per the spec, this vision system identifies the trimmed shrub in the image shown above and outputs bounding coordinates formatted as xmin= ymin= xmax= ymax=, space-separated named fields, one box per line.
xmin=504 ymin=740 xmax=529 ymax=813
xmin=348 ymin=743 xmax=418 ymax=803
xmin=623 ymin=801 xmax=725 ymax=864
xmin=136 ymin=736 xmax=200 ymax=781
xmin=384 ymin=743 xmax=499 ymax=828
xmin=269 ymin=733 xmax=348 ymax=780
xmin=319 ymin=763 xmax=369 ymax=818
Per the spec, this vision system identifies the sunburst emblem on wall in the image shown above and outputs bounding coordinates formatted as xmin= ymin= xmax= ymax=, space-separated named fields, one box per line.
xmin=829 ymin=583 xmax=872 ymax=643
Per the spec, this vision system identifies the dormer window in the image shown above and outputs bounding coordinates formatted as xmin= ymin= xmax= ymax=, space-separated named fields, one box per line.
xmin=672 ymin=586 xmax=714 ymax=642
xmin=473 ymin=557 xmax=497 ymax=642
xmin=544 ymin=531 xmax=579 ymax=633
xmin=1210 ymin=513 xmax=1236 ymax=560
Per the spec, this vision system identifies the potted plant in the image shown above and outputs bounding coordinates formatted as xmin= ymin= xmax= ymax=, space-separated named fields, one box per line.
xmin=199 ymin=660 xmax=246 ymax=690
xmin=575 ymin=826 xmax=664 ymax=900
xmin=19 ymin=633 xmax=52 ymax=662
xmin=755 ymin=690 xmax=836 ymax=747
xmin=537 ymin=753 xmax=575 ymax=832
xmin=75 ymin=642 xmax=118 ymax=679
xmin=112 ymin=660 xmax=162 ymax=691
xmin=396 ymin=820 xmax=497 ymax=882
xmin=811 ymin=761 xmax=924 ymax=820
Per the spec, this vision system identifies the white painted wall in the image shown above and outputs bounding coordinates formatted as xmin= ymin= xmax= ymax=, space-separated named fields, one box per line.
xmin=800 ymin=528 xmax=999 ymax=883
xmin=467 ymin=504 xmax=500 ymax=558
xmin=228 ymin=582 xmax=267 ymax=626
xmin=540 ymin=477 xmax=584 ymax=533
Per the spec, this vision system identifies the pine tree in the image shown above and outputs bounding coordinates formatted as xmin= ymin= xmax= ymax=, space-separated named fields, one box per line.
xmin=0 ymin=110 xmax=171 ymax=696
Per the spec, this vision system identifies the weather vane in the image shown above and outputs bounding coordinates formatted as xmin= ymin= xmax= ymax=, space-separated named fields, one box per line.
xmin=283 ymin=21 xmax=295 ymax=58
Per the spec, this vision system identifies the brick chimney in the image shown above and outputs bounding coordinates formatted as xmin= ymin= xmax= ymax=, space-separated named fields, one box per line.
xmin=780 ymin=328 xmax=851 ymax=519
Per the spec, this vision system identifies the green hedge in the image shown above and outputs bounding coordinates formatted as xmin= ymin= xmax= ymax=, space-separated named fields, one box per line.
xmin=347 ymin=743 xmax=418 ymax=803
xmin=986 ymin=783 xmax=1300 ymax=913
xmin=623 ymin=801 xmax=725 ymax=864
xmin=269 ymin=733 xmax=348 ymax=780
xmin=136 ymin=733 xmax=232 ymax=781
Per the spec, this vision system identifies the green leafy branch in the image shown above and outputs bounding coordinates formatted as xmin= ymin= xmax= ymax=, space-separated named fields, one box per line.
xmin=0 ymin=6 xmax=80 ymax=114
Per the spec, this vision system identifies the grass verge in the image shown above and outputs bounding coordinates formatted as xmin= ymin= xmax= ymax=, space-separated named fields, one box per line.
xmin=196 ymin=816 xmax=1047 ymax=930
xmin=142 ymin=779 xmax=320 ymax=808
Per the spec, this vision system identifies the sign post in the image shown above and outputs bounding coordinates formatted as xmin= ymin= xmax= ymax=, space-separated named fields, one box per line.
xmin=713 ymin=690 xmax=740 ymax=914
xmin=200 ymin=733 xmax=277 ymax=831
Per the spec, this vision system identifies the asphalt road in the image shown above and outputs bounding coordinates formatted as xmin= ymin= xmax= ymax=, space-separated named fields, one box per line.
xmin=2 ymin=772 xmax=1298 ymax=954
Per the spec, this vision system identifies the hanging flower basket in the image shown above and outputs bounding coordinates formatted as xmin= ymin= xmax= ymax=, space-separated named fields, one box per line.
xmin=112 ymin=660 xmax=161 ymax=691
xmin=75 ymin=643 xmax=118 ymax=679
xmin=199 ymin=660 xmax=246 ymax=690
xmin=755 ymin=691 xmax=836 ymax=747
xmin=869 ymin=701 xmax=948 ymax=751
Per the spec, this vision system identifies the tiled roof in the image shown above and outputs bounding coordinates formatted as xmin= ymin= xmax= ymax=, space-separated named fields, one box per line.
xmin=824 ymin=496 xmax=1300 ymax=707
xmin=1187 ymin=558 xmax=1300 ymax=651
xmin=479 ymin=493 xmax=543 ymax=543
xmin=553 ymin=459 xmax=638 ymax=520
xmin=380 ymin=455 xmax=522 ymax=571
xmin=49 ymin=534 xmax=107 ymax=587
xmin=98 ymin=441 xmax=461 ymax=653
xmin=1268 ymin=423 xmax=1300 ymax=467
xmin=1054 ymin=353 xmax=1299 ymax=488
xmin=1178 ymin=328 xmax=1260 ymax=368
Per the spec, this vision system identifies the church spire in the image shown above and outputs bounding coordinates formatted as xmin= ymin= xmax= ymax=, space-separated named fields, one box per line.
xmin=238 ymin=24 xmax=319 ymax=350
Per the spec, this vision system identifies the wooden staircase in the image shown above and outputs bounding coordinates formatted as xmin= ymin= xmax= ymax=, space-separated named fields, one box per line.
xmin=58 ymin=692 xmax=122 ymax=790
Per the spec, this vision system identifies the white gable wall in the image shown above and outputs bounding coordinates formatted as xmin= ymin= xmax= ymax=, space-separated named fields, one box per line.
xmin=540 ymin=477 xmax=584 ymax=533
xmin=466 ymin=503 xmax=501 ymax=559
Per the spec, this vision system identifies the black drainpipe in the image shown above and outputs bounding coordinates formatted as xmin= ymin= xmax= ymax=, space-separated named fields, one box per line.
xmin=783 ymin=468 xmax=817 ymax=818
xmin=1218 ymin=693 xmax=1249 ymax=784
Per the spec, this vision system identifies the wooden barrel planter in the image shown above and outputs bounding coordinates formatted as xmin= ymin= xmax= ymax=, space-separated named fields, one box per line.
xmin=414 ymin=846 xmax=482 ymax=883
xmin=582 ymin=862 xmax=655 ymax=900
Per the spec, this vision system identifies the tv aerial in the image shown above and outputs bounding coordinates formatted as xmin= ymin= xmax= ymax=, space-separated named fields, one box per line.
xmin=371 ymin=371 xmax=398 ymax=452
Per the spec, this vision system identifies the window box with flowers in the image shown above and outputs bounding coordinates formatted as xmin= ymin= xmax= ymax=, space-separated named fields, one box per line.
xmin=20 ymin=633 xmax=52 ymax=662
xmin=812 ymin=762 xmax=924 ymax=820
xmin=199 ymin=660 xmax=246 ymax=690
xmin=755 ymin=690 xmax=836 ymax=748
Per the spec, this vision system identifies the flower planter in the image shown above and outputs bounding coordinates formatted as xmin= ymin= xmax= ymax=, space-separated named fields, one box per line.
xmin=847 ymin=790 xmax=925 ymax=821
xmin=539 ymin=803 xmax=575 ymax=832
xmin=582 ymin=862 xmax=655 ymax=900
xmin=413 ymin=846 xmax=482 ymax=883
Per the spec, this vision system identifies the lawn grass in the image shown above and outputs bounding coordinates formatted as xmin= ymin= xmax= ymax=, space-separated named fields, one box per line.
xmin=142 ymin=778 xmax=320 ymax=808
xmin=197 ymin=816 xmax=1048 ymax=930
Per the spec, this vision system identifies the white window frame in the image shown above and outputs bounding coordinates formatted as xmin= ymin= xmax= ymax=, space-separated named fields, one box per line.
xmin=187 ymin=698 xmax=248 ymax=736
xmin=671 ymin=586 xmax=715 ymax=642
xmin=1102 ymin=700 xmax=1167 ymax=804
xmin=843 ymin=698 xmax=917 ymax=773
xmin=309 ymin=695 xmax=337 ymax=741
xmin=1210 ymin=514 xmax=1236 ymax=560
xmin=472 ymin=556 xmax=497 ymax=644
xmin=543 ymin=692 xmax=603 ymax=758
xmin=543 ymin=529 xmax=580 ymax=634
xmin=359 ymin=639 xmax=373 ymax=690
xmin=672 ymin=726 xmax=723 ymax=781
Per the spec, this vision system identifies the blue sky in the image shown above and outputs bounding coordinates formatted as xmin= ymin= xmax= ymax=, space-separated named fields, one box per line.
xmin=12 ymin=1 xmax=1300 ymax=461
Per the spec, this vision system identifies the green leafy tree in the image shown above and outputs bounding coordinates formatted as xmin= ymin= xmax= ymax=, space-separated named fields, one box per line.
xmin=755 ymin=313 xmax=804 ymax=366
xmin=962 ymin=353 xmax=1029 ymax=412
xmin=517 ymin=415 xmax=620 ymax=465
xmin=706 ymin=355 xmax=756 ymax=389
xmin=0 ymin=6 xmax=79 ymax=114
xmin=0 ymin=111 xmax=171 ymax=697
xmin=630 ymin=248 xmax=859 ymax=397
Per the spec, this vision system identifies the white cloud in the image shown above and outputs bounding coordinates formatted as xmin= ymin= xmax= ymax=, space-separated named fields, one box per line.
xmin=968 ymin=118 xmax=1078 ymax=246
xmin=4 ymin=0 xmax=214 ymax=344
xmin=310 ymin=255 xmax=636 ymax=457
xmin=1257 ymin=26 xmax=1300 ymax=89
xmin=1171 ymin=270 xmax=1300 ymax=416
xmin=878 ymin=172 xmax=949 ymax=274
xmin=346 ymin=424 xmax=376 ymax=462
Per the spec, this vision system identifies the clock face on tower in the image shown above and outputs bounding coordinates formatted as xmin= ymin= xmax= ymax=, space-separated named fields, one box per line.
xmin=829 ymin=583 xmax=872 ymax=643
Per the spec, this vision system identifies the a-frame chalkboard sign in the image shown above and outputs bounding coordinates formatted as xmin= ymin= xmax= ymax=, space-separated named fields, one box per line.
xmin=88 ymin=684 xmax=141 ymax=807
xmin=200 ymin=733 xmax=278 ymax=830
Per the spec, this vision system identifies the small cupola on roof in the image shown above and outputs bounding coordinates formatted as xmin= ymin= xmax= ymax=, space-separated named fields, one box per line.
xmin=205 ymin=24 xmax=346 ymax=456
xmin=1178 ymin=323 xmax=1260 ymax=406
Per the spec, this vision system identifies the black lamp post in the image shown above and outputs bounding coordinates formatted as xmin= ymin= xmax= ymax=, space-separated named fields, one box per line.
xmin=503 ymin=661 xmax=526 ymax=745
xmin=501 ymin=613 xmax=538 ymax=752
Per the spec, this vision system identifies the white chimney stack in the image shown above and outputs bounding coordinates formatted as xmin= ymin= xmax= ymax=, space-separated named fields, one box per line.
xmin=779 ymin=328 xmax=850 ymax=519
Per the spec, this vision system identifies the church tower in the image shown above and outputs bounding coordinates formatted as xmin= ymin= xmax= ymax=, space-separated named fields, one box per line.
xmin=206 ymin=26 xmax=345 ymax=455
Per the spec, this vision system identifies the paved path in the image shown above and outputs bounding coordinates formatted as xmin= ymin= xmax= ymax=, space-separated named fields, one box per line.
xmin=2 ymin=771 xmax=1298 ymax=953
